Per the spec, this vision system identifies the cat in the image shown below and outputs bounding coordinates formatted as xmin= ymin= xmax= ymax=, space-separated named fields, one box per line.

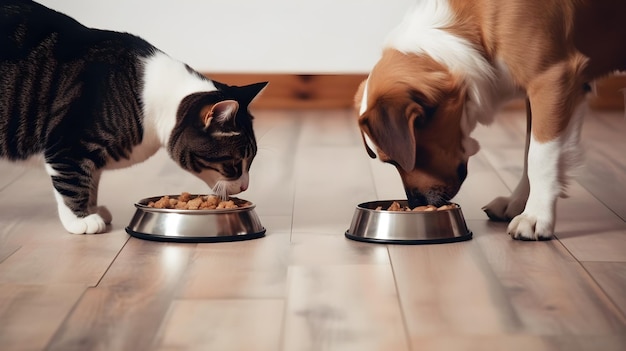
xmin=0 ymin=0 xmax=267 ymax=234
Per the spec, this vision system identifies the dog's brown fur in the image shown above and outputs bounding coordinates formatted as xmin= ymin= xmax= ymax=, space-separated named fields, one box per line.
xmin=355 ymin=49 xmax=469 ymax=205
xmin=448 ymin=0 xmax=626 ymax=142
xmin=356 ymin=0 xmax=626 ymax=239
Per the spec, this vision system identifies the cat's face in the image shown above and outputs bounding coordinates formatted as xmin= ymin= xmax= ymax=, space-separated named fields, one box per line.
xmin=168 ymin=81 xmax=267 ymax=197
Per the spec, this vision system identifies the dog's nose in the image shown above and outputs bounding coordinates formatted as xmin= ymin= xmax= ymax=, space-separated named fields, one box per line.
xmin=406 ymin=190 xmax=428 ymax=208
xmin=457 ymin=163 xmax=468 ymax=183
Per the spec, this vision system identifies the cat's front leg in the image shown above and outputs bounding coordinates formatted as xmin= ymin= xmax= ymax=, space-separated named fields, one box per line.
xmin=88 ymin=170 xmax=113 ymax=225
xmin=45 ymin=163 xmax=111 ymax=234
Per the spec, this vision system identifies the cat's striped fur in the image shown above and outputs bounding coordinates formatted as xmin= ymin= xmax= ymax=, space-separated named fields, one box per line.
xmin=0 ymin=0 xmax=266 ymax=234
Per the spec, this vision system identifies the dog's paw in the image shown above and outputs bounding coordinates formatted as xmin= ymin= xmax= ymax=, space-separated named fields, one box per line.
xmin=62 ymin=213 xmax=109 ymax=234
xmin=482 ymin=196 xmax=526 ymax=222
xmin=507 ymin=213 xmax=554 ymax=241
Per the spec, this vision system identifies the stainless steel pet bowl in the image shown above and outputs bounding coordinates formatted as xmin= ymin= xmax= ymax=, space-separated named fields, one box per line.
xmin=126 ymin=195 xmax=265 ymax=243
xmin=345 ymin=200 xmax=472 ymax=244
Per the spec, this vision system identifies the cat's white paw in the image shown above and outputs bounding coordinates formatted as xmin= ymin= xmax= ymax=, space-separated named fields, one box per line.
xmin=96 ymin=206 xmax=112 ymax=224
xmin=507 ymin=213 xmax=554 ymax=241
xmin=51 ymin=188 xmax=112 ymax=234
xmin=63 ymin=213 xmax=108 ymax=234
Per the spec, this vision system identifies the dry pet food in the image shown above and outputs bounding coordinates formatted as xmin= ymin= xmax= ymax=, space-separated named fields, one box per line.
xmin=147 ymin=192 xmax=248 ymax=210
xmin=375 ymin=202 xmax=458 ymax=212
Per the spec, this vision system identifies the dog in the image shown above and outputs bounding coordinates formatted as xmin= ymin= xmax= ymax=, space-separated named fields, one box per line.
xmin=355 ymin=0 xmax=626 ymax=240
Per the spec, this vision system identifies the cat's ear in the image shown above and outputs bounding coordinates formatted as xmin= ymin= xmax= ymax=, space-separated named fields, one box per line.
xmin=201 ymin=100 xmax=239 ymax=129
xmin=212 ymin=80 xmax=268 ymax=106
xmin=212 ymin=80 xmax=230 ymax=91
xmin=235 ymin=81 xmax=269 ymax=106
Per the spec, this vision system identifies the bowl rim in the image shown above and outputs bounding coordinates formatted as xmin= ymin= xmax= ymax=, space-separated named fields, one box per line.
xmin=345 ymin=231 xmax=472 ymax=245
xmin=356 ymin=200 xmax=461 ymax=214
xmin=126 ymin=227 xmax=266 ymax=243
xmin=134 ymin=194 xmax=256 ymax=214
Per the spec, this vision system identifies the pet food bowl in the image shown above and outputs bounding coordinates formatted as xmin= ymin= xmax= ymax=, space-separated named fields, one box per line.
xmin=345 ymin=200 xmax=472 ymax=244
xmin=126 ymin=195 xmax=266 ymax=243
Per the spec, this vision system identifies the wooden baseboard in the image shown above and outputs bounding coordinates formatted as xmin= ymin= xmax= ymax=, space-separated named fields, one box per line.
xmin=589 ymin=75 xmax=626 ymax=110
xmin=204 ymin=73 xmax=626 ymax=110
xmin=205 ymin=73 xmax=366 ymax=109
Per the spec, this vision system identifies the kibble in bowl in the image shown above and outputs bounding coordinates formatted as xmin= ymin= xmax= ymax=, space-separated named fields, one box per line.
xmin=146 ymin=192 xmax=249 ymax=210
xmin=375 ymin=201 xmax=458 ymax=212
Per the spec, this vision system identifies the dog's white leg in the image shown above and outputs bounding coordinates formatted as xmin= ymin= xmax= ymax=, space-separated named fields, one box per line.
xmin=508 ymin=136 xmax=560 ymax=239
xmin=508 ymin=98 xmax=585 ymax=240
xmin=483 ymin=99 xmax=531 ymax=221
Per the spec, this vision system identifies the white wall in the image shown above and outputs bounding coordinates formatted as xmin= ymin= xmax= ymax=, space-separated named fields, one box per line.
xmin=37 ymin=0 xmax=414 ymax=73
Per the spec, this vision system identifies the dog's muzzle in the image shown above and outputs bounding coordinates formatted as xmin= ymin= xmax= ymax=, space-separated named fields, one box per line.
xmin=404 ymin=163 xmax=467 ymax=208
xmin=405 ymin=190 xmax=429 ymax=208
xmin=405 ymin=189 xmax=450 ymax=208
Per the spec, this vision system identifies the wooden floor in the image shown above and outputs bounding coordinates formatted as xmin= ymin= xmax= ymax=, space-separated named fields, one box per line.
xmin=1 ymin=108 xmax=626 ymax=351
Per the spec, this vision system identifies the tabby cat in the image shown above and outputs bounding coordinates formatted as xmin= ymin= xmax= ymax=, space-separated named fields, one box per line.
xmin=0 ymin=0 xmax=267 ymax=234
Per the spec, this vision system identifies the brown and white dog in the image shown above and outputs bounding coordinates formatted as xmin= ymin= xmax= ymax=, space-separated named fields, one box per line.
xmin=355 ymin=0 xmax=626 ymax=240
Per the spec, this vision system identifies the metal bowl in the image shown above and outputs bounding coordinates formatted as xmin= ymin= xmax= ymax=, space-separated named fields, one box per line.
xmin=126 ymin=195 xmax=265 ymax=243
xmin=345 ymin=200 xmax=472 ymax=244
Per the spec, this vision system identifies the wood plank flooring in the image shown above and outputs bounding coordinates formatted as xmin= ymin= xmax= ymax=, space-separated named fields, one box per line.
xmin=1 ymin=108 xmax=625 ymax=351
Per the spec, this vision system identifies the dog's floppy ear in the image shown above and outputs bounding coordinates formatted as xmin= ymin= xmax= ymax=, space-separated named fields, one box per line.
xmin=355 ymin=78 xmax=378 ymax=159
xmin=359 ymin=102 xmax=419 ymax=172
xmin=354 ymin=79 xmax=368 ymax=112
xmin=359 ymin=128 xmax=377 ymax=159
